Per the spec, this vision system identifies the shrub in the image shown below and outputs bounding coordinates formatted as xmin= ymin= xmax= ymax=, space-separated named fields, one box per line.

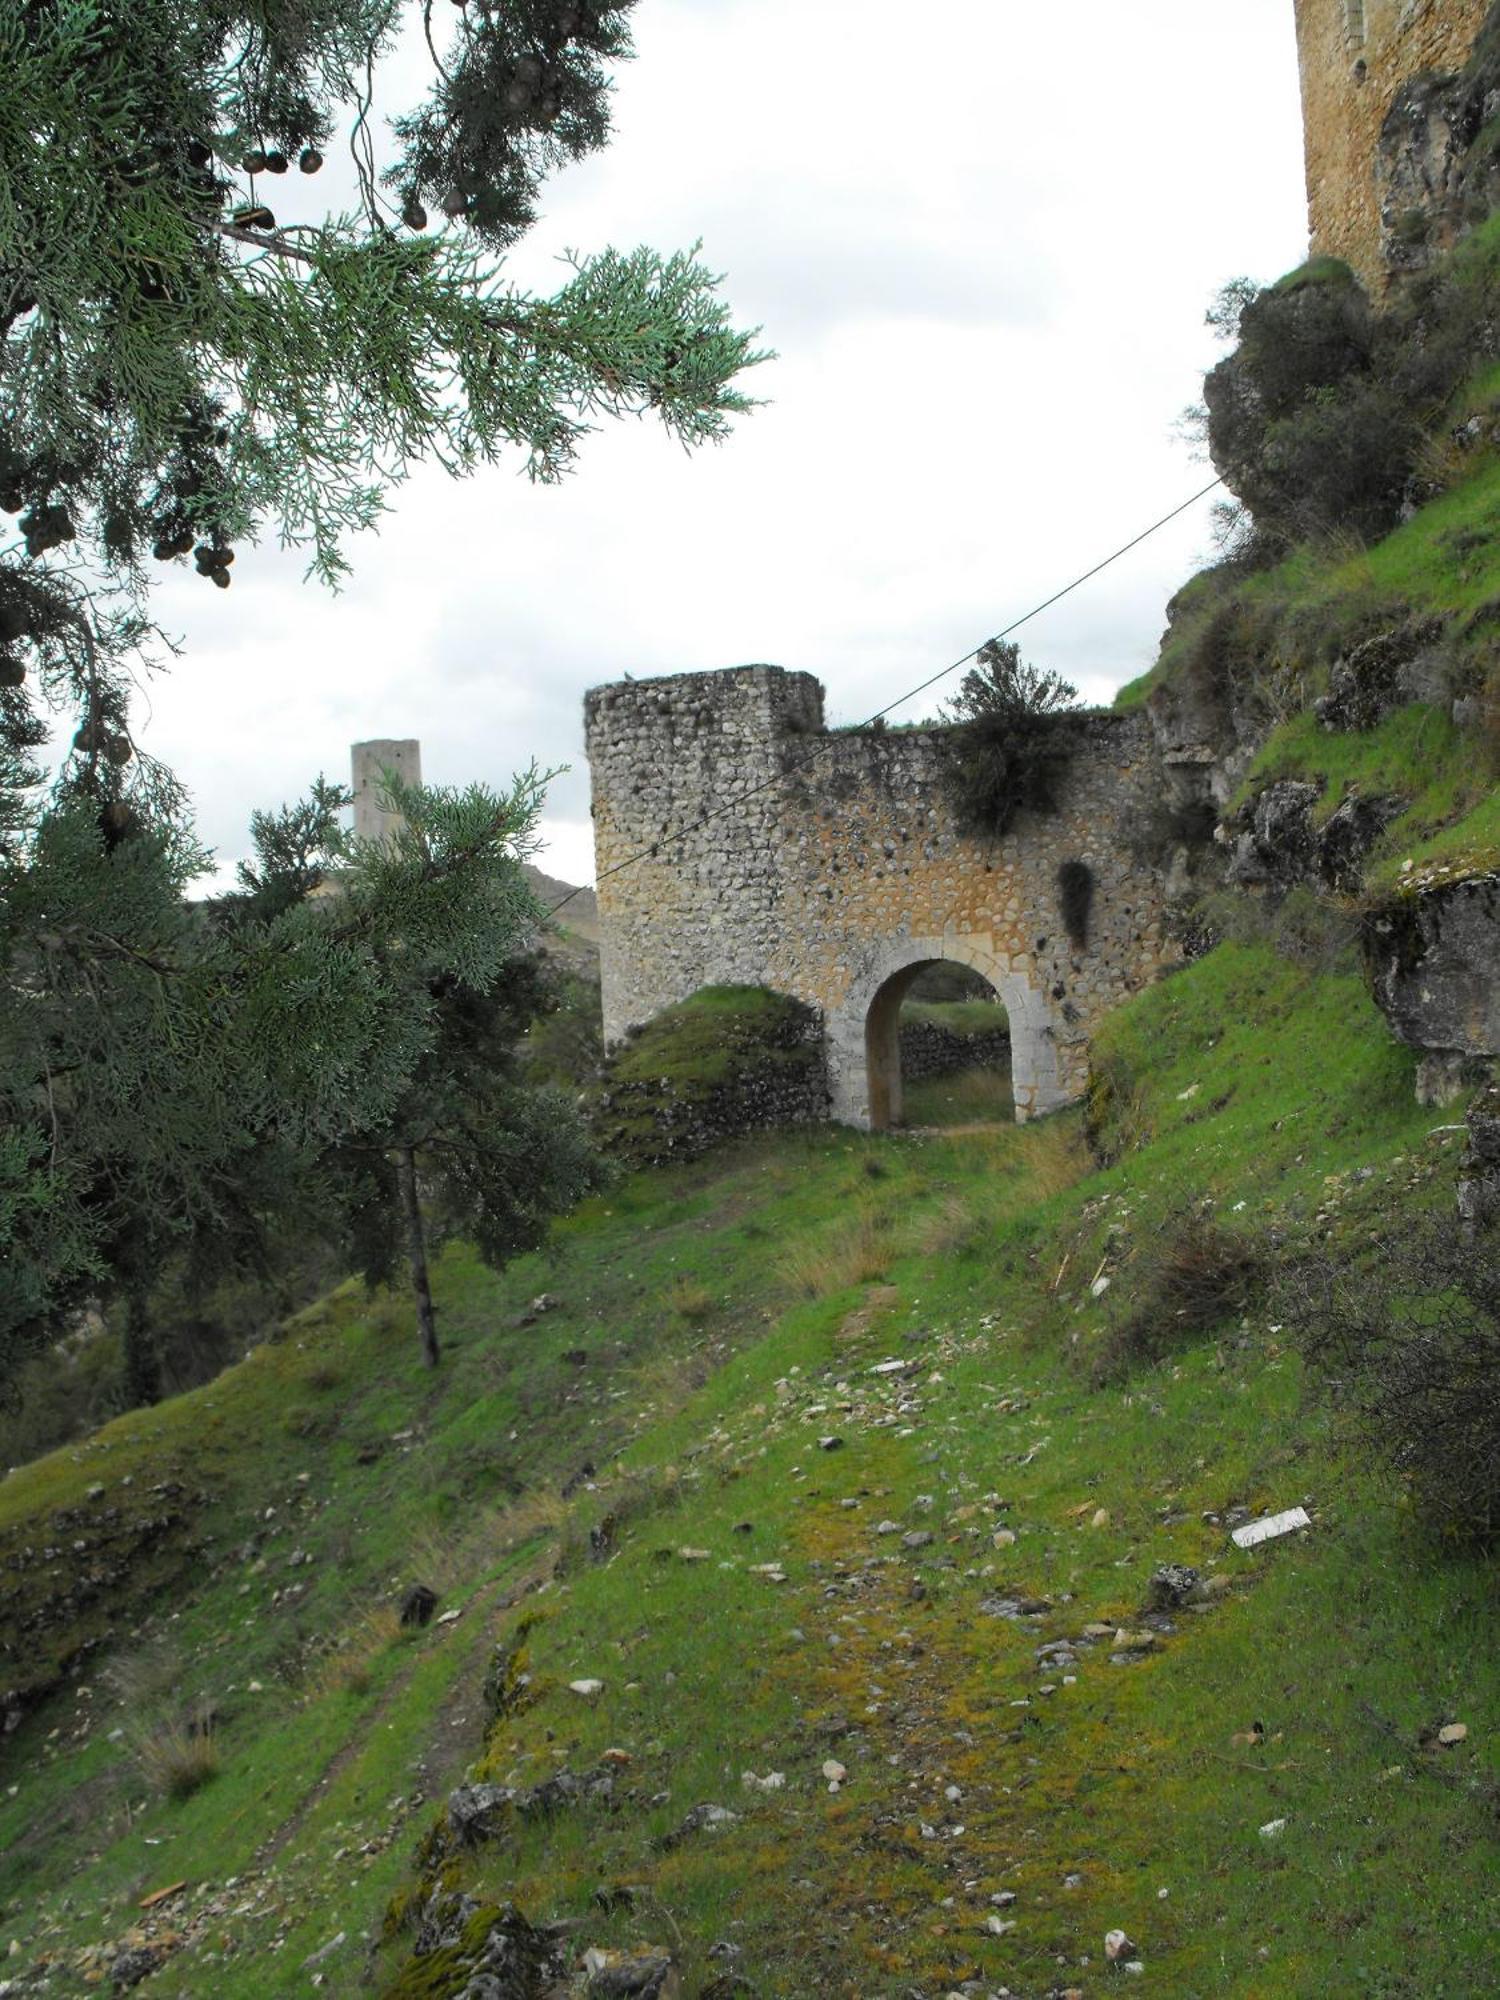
xmin=1095 ymin=1213 xmax=1259 ymax=1380
xmin=940 ymin=640 xmax=1080 ymax=838
xmin=1204 ymin=214 xmax=1500 ymax=549
xmin=1286 ymin=1221 xmax=1500 ymax=1550
xmin=778 ymin=1205 xmax=904 ymax=1298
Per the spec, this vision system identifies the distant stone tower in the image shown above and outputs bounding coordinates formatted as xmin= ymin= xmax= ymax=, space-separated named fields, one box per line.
xmin=1292 ymin=0 xmax=1490 ymax=290
xmin=352 ymin=738 xmax=421 ymax=846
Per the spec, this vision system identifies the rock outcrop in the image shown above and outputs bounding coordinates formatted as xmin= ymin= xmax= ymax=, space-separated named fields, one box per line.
xmin=1365 ymin=872 xmax=1500 ymax=1100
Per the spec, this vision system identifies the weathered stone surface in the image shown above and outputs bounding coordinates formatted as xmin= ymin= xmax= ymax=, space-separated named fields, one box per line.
xmin=1292 ymin=0 xmax=1491 ymax=292
xmin=1144 ymin=1564 xmax=1202 ymax=1612
xmin=1226 ymin=778 xmax=1405 ymax=896
xmin=582 ymin=1947 xmax=679 ymax=1997
xmin=595 ymin=995 xmax=828 ymax=1166
xmin=1377 ymin=13 xmax=1500 ymax=280
xmin=1313 ymin=620 xmax=1447 ymax=731
xmin=1226 ymin=781 xmax=1321 ymax=891
xmin=1365 ymin=874 xmax=1500 ymax=1075
xmin=1317 ymin=790 xmax=1408 ymax=894
xmin=585 ymin=666 xmax=1179 ymax=1130
xmin=400 ymin=1582 xmax=439 ymax=1627
xmin=406 ymin=1893 xmax=567 ymax=1998
xmin=897 ymin=1017 xmax=1011 ymax=1085
xmin=1458 ymin=1082 xmax=1500 ymax=1233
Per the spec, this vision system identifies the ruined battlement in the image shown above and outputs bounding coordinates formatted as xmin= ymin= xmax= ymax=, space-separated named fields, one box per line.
xmin=585 ymin=665 xmax=1180 ymax=1129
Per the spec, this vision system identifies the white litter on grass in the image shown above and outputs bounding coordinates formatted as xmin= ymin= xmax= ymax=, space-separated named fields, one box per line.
xmin=1232 ymin=1506 xmax=1311 ymax=1549
xmin=1259 ymin=1818 xmax=1288 ymax=1839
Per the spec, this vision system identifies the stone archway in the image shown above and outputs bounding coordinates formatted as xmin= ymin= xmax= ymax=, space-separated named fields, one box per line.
xmin=827 ymin=934 xmax=1072 ymax=1131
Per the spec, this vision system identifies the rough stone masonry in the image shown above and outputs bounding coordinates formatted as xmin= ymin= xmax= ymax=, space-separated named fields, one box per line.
xmin=1293 ymin=0 xmax=1490 ymax=292
xmin=584 ymin=665 xmax=1179 ymax=1129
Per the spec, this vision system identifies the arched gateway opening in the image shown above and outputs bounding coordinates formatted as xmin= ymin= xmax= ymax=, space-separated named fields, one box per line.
xmin=865 ymin=961 xmax=1012 ymax=1130
xmin=827 ymin=935 xmax=1072 ymax=1132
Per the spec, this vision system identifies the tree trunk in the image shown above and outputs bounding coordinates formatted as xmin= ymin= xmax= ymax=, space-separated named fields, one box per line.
xmin=395 ymin=1145 xmax=439 ymax=1367
xmin=123 ymin=1289 xmax=162 ymax=1407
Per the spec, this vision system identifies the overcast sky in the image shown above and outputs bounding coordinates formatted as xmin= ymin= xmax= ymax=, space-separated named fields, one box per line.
xmin=139 ymin=0 xmax=1310 ymax=889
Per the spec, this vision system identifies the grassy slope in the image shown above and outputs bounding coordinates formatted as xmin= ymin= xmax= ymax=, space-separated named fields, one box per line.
xmin=1116 ymin=450 xmax=1500 ymax=892
xmin=2 ymin=940 xmax=1495 ymax=1999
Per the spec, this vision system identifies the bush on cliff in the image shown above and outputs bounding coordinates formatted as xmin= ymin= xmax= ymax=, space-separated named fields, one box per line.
xmin=1202 ymin=212 xmax=1500 ymax=554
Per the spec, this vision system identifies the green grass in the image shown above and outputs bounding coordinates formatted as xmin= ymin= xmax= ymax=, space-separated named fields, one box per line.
xmin=1115 ymin=447 xmax=1500 ymax=882
xmin=901 ymin=998 xmax=1011 ymax=1035
xmin=606 ymin=985 xmax=808 ymax=1089
xmin=901 ymin=1063 xmax=1015 ymax=1126
xmin=3 ymin=937 xmax=1492 ymax=1997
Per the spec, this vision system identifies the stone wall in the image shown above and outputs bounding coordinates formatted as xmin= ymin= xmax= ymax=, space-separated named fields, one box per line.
xmin=584 ymin=666 xmax=1178 ymax=1129
xmin=593 ymin=1002 xmax=828 ymax=1166
xmin=897 ymin=1020 xmax=1012 ymax=1085
xmin=1293 ymin=0 xmax=1490 ymax=291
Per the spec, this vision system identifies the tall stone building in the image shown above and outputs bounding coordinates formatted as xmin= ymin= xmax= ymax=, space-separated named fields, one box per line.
xmin=1293 ymin=0 xmax=1491 ymax=289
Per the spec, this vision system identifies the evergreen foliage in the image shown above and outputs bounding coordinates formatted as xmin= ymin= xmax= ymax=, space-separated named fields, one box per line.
xmin=0 ymin=765 xmax=600 ymax=1389
xmin=0 ymin=2 xmax=756 ymax=1393
xmin=939 ymin=639 xmax=1079 ymax=838
xmin=0 ymin=0 xmax=764 ymax=808
xmin=1201 ymin=216 xmax=1500 ymax=550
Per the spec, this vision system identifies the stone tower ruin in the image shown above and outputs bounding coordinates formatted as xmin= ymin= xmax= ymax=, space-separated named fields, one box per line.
xmin=352 ymin=738 xmax=421 ymax=846
xmin=1293 ymin=0 xmax=1490 ymax=290
xmin=585 ymin=666 xmax=1180 ymax=1130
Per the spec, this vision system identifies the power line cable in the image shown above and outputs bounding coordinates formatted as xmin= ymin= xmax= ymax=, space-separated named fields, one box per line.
xmin=545 ymin=473 xmax=1224 ymax=918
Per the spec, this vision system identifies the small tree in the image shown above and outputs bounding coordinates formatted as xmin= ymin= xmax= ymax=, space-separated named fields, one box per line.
xmin=1 ymin=1 xmax=758 ymax=1389
xmin=0 ymin=764 xmax=596 ymax=1392
xmin=220 ymin=766 xmax=605 ymax=1368
xmin=302 ymin=776 xmax=606 ymax=1367
xmin=940 ymin=639 xmax=1079 ymax=837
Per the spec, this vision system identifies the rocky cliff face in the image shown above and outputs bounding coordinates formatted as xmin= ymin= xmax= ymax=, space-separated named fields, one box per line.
xmin=1378 ymin=10 xmax=1500 ymax=279
xmin=1364 ymin=872 xmax=1500 ymax=1102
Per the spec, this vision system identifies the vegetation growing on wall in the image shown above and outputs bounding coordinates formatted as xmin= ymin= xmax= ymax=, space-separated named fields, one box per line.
xmin=939 ymin=639 xmax=1081 ymax=837
xmin=1057 ymin=857 xmax=1094 ymax=947
xmin=593 ymin=985 xmax=826 ymax=1166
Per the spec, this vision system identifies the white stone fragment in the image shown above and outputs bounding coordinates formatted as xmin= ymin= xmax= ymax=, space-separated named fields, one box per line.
xmin=1232 ymin=1507 xmax=1311 ymax=1549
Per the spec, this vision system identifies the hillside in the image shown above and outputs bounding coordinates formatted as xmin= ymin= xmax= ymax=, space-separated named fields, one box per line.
xmin=1 ymin=918 xmax=1496 ymax=1996
xmin=10 ymin=150 xmax=1500 ymax=2000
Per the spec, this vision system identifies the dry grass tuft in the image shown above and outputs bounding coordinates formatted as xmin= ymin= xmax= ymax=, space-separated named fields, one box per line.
xmin=628 ymin=1345 xmax=713 ymax=1421
xmin=133 ymin=1704 xmax=219 ymax=1800
xmin=103 ymin=1642 xmax=183 ymax=1715
xmin=778 ymin=1206 xmax=905 ymax=1300
xmin=1096 ymin=1213 xmax=1260 ymax=1381
xmin=1021 ymin=1116 xmax=1093 ymax=1200
xmin=668 ymin=1274 xmax=715 ymax=1322
xmin=312 ymin=1606 xmax=403 ymax=1698
xmin=916 ymin=1192 xmax=983 ymax=1259
xmin=491 ymin=1486 xmax=571 ymax=1559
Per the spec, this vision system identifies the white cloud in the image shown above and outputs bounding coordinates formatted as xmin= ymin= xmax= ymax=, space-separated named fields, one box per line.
xmin=132 ymin=0 xmax=1310 ymax=886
